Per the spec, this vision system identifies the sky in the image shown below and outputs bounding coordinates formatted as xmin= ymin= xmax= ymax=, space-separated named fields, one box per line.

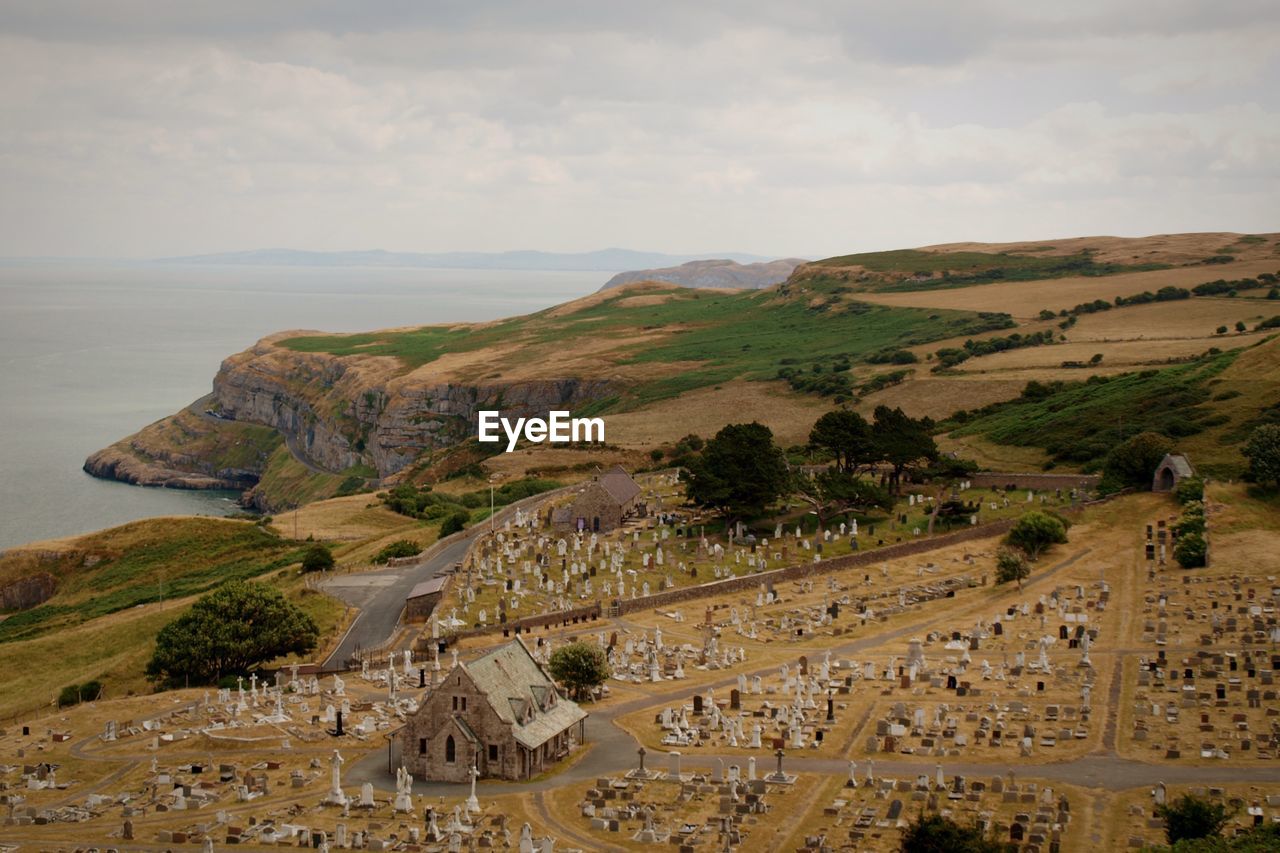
xmin=1 ymin=1 xmax=1277 ymax=260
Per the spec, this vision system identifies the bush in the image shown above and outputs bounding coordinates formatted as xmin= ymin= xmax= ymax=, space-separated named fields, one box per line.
xmin=440 ymin=510 xmax=471 ymax=536
xmin=301 ymin=544 xmax=335 ymax=573
xmin=1103 ymin=431 xmax=1174 ymax=490
xmin=900 ymin=812 xmax=1003 ymax=852
xmin=1005 ymin=511 xmax=1068 ymax=560
xmin=1243 ymin=424 xmax=1280 ymax=489
xmin=373 ymin=540 xmax=421 ymax=564
xmin=57 ymin=679 xmax=104 ymax=707
xmin=1173 ymin=477 xmax=1205 ymax=504
xmin=1155 ymin=793 xmax=1233 ymax=844
xmin=1174 ymin=531 xmax=1207 ymax=568
xmin=995 ymin=549 xmax=1030 ymax=585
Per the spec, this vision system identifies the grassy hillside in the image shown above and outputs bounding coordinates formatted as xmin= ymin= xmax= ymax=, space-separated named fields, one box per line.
xmin=280 ymin=285 xmax=1013 ymax=411
xmin=0 ymin=517 xmax=307 ymax=643
xmin=943 ymin=336 xmax=1280 ymax=476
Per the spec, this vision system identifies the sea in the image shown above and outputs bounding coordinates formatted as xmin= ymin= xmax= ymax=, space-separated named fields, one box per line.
xmin=0 ymin=263 xmax=606 ymax=551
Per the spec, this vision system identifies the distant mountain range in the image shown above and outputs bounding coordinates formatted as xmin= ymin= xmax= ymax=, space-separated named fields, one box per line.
xmin=600 ymin=257 xmax=807 ymax=291
xmin=156 ymin=247 xmax=772 ymax=272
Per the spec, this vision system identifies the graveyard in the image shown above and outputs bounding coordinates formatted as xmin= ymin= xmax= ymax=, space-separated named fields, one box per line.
xmin=1 ymin=481 xmax=1278 ymax=850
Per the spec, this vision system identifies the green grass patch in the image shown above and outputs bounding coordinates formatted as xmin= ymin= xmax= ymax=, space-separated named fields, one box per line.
xmin=806 ymin=249 xmax=1168 ymax=292
xmin=944 ymin=351 xmax=1240 ymax=470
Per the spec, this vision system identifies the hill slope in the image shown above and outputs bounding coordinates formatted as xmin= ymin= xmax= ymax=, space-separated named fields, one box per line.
xmin=600 ymin=258 xmax=805 ymax=291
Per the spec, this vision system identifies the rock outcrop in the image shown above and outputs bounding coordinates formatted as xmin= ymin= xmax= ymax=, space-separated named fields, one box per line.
xmin=601 ymin=258 xmax=804 ymax=291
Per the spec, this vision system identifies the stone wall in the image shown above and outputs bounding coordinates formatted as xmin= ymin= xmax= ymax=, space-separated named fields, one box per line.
xmin=969 ymin=472 xmax=1100 ymax=491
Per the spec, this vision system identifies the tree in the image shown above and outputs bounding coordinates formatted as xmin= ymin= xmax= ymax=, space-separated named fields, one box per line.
xmin=1174 ymin=531 xmax=1207 ymax=568
xmin=146 ymin=581 xmax=318 ymax=686
xmin=793 ymin=469 xmax=893 ymax=529
xmin=808 ymin=410 xmax=877 ymax=473
xmin=440 ymin=509 xmax=471 ymax=536
xmin=1235 ymin=320 xmax=1247 ymax=332
xmin=1005 ymin=510 xmax=1068 ymax=560
xmin=1103 ymin=431 xmax=1174 ymax=490
xmin=872 ymin=406 xmax=938 ymax=494
xmin=899 ymin=812 xmax=1003 ymax=853
xmin=1243 ymin=424 xmax=1280 ymax=490
xmin=300 ymin=543 xmax=335 ymax=573
xmin=685 ymin=422 xmax=790 ymax=525
xmin=1173 ymin=477 xmax=1205 ymax=505
xmin=995 ymin=548 xmax=1030 ymax=587
xmin=547 ymin=642 xmax=611 ymax=701
xmin=1156 ymin=794 xmax=1233 ymax=845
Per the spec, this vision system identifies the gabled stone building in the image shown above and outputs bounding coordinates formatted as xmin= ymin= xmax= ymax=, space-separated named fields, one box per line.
xmin=1153 ymin=453 xmax=1195 ymax=492
xmin=397 ymin=639 xmax=587 ymax=782
xmin=552 ymin=465 xmax=644 ymax=533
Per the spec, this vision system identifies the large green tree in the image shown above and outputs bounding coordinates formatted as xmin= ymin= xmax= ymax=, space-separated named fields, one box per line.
xmin=147 ymin=581 xmax=319 ymax=686
xmin=1156 ymin=794 xmax=1234 ymax=845
xmin=1102 ymin=430 xmax=1173 ymax=490
xmin=899 ymin=812 xmax=1003 ymax=853
xmin=808 ymin=409 xmax=878 ymax=473
xmin=685 ymin=422 xmax=789 ymax=525
xmin=1005 ymin=510 xmax=1068 ymax=560
xmin=547 ymin=642 xmax=611 ymax=701
xmin=793 ymin=469 xmax=893 ymax=529
xmin=871 ymin=406 xmax=937 ymax=494
xmin=1243 ymin=424 xmax=1280 ymax=490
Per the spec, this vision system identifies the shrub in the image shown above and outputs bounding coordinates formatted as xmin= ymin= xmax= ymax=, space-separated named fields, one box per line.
xmin=440 ymin=510 xmax=471 ymax=536
xmin=1155 ymin=794 xmax=1233 ymax=844
xmin=1005 ymin=511 xmax=1068 ymax=560
xmin=995 ymin=549 xmax=1030 ymax=585
xmin=1173 ymin=477 xmax=1204 ymax=504
xmin=1174 ymin=531 xmax=1207 ymax=568
xmin=58 ymin=679 xmax=105 ymax=707
xmin=1243 ymin=424 xmax=1280 ymax=489
xmin=373 ymin=540 xmax=421 ymax=564
xmin=301 ymin=544 xmax=335 ymax=573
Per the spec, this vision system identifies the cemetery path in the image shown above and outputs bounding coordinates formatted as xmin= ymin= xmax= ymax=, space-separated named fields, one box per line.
xmin=322 ymin=535 xmax=476 ymax=668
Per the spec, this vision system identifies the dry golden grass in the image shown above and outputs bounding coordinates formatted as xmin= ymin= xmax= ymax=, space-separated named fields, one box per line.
xmin=266 ymin=493 xmax=417 ymax=543
xmin=483 ymin=446 xmax=648 ymax=481
xmin=922 ymin=231 xmax=1280 ymax=265
xmin=606 ymin=379 xmax=831 ymax=447
xmin=854 ymin=260 xmax=1279 ymax=318
xmin=936 ymin=432 xmax=1051 ymax=471
xmin=855 ymin=376 xmax=1028 ymax=420
xmin=1067 ymin=298 xmax=1276 ymax=342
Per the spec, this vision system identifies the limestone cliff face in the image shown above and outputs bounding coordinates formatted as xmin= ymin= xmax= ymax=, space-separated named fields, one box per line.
xmin=88 ymin=333 xmax=620 ymax=497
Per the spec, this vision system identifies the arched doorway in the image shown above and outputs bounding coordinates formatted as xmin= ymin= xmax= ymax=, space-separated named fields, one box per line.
xmin=445 ymin=735 xmax=456 ymax=763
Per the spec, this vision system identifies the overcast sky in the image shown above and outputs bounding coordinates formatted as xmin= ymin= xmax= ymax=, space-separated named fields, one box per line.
xmin=1 ymin=1 xmax=1277 ymax=259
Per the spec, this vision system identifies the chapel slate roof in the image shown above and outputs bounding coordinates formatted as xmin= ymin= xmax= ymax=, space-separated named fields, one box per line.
xmin=596 ymin=465 xmax=641 ymax=505
xmin=407 ymin=576 xmax=448 ymax=599
xmin=1159 ymin=453 xmax=1195 ymax=479
xmin=465 ymin=639 xmax=587 ymax=750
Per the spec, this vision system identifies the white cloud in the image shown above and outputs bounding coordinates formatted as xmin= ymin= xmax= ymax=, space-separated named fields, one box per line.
xmin=0 ymin=3 xmax=1276 ymax=258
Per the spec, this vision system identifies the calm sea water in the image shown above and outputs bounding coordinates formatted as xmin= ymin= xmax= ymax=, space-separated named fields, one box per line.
xmin=0 ymin=263 xmax=605 ymax=551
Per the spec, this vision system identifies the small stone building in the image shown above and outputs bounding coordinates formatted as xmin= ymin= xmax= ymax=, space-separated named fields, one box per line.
xmin=398 ymin=639 xmax=587 ymax=782
xmin=1153 ymin=453 xmax=1195 ymax=492
xmin=404 ymin=575 xmax=448 ymax=623
xmin=552 ymin=465 xmax=644 ymax=533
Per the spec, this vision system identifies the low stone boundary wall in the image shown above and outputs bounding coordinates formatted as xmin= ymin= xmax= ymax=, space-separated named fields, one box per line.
xmin=969 ymin=472 xmax=1100 ymax=491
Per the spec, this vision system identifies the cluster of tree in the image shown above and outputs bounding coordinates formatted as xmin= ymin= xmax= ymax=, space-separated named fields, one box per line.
xmin=1101 ymin=431 xmax=1174 ymax=492
xmin=775 ymin=362 xmax=854 ymax=399
xmin=1191 ymin=272 xmax=1276 ymax=296
xmin=380 ymin=477 xmax=560 ymax=521
xmin=1114 ymin=285 xmax=1191 ymax=306
xmin=859 ymin=368 xmax=912 ymax=396
xmin=1256 ymin=315 xmax=1280 ymax=331
xmin=933 ymin=330 xmax=1056 ymax=370
xmin=147 ymin=581 xmax=318 ymax=687
xmin=683 ymin=408 xmax=938 ymax=527
xmin=547 ymin=642 xmax=611 ymax=701
xmin=1244 ymin=424 xmax=1280 ymax=490
xmin=866 ymin=347 xmax=919 ymax=365
xmin=1172 ymin=501 xmax=1207 ymax=568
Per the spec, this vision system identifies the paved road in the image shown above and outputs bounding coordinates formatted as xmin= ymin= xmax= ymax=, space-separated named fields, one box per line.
xmin=321 ymin=533 xmax=475 ymax=668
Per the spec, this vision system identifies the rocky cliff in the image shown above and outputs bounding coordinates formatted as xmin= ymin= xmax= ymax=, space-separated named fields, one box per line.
xmin=86 ymin=330 xmax=621 ymax=505
xmin=601 ymin=258 xmax=804 ymax=291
